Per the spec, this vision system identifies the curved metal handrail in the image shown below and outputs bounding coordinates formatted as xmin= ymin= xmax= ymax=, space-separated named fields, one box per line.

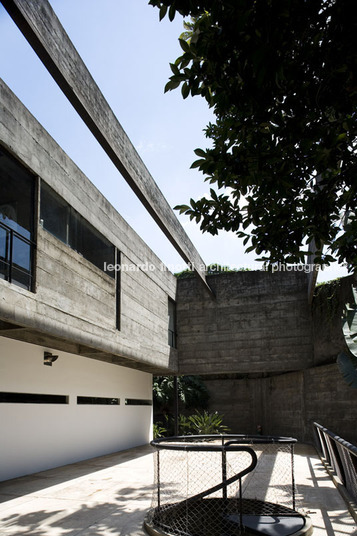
xmin=184 ymin=445 xmax=257 ymax=504
xmin=149 ymin=434 xmax=301 ymax=535
xmin=151 ymin=433 xmax=297 ymax=450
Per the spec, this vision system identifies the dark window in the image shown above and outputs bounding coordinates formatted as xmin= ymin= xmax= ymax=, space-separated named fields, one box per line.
xmin=40 ymin=182 xmax=115 ymax=276
xmin=125 ymin=398 xmax=152 ymax=406
xmin=0 ymin=392 xmax=68 ymax=404
xmin=40 ymin=184 xmax=68 ymax=243
xmin=77 ymin=396 xmax=120 ymax=405
xmin=69 ymin=210 xmax=115 ymax=272
xmin=0 ymin=147 xmax=36 ymax=291
xmin=168 ymin=298 xmax=177 ymax=348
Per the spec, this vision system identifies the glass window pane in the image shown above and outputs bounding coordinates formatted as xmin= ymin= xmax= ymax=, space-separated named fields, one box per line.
xmin=40 ymin=183 xmax=115 ymax=276
xmin=168 ymin=299 xmax=176 ymax=331
xmin=11 ymin=236 xmax=31 ymax=290
xmin=11 ymin=266 xmax=31 ymax=290
xmin=0 ymin=226 xmax=9 ymax=280
xmin=168 ymin=298 xmax=177 ymax=347
xmin=12 ymin=236 xmax=31 ymax=271
xmin=0 ymin=148 xmax=35 ymax=239
xmin=68 ymin=209 xmax=83 ymax=254
xmin=0 ymin=147 xmax=35 ymax=291
xmin=0 ymin=226 xmax=8 ymax=259
xmin=69 ymin=209 xmax=115 ymax=275
xmin=40 ymin=183 xmax=68 ymax=243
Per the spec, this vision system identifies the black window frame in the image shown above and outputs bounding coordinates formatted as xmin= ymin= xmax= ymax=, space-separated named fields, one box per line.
xmin=40 ymin=181 xmax=115 ymax=277
xmin=0 ymin=146 xmax=37 ymax=292
xmin=168 ymin=297 xmax=177 ymax=348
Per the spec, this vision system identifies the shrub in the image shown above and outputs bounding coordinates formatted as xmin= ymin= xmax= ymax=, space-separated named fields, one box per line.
xmin=180 ymin=410 xmax=230 ymax=435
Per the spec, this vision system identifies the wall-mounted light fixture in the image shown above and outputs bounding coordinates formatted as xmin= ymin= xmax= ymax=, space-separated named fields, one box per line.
xmin=44 ymin=351 xmax=58 ymax=366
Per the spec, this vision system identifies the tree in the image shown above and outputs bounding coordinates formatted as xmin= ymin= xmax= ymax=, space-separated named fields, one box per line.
xmin=149 ymin=0 xmax=357 ymax=271
xmin=153 ymin=375 xmax=209 ymax=415
xmin=153 ymin=375 xmax=210 ymax=436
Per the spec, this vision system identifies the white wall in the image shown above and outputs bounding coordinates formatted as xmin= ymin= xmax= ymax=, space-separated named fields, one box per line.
xmin=0 ymin=337 xmax=153 ymax=481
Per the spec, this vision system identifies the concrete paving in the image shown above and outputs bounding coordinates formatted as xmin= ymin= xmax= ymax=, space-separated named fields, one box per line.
xmin=0 ymin=443 xmax=355 ymax=535
xmin=294 ymin=444 xmax=356 ymax=536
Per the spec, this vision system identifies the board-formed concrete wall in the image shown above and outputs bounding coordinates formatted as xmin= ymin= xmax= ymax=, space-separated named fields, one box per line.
xmin=176 ymin=271 xmax=313 ymax=374
xmin=203 ymin=274 xmax=357 ymax=444
xmin=0 ymin=78 xmax=177 ymax=374
xmin=204 ymin=363 xmax=357 ymax=444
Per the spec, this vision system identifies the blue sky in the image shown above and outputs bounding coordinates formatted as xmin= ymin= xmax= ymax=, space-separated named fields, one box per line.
xmin=0 ymin=0 xmax=348 ymax=282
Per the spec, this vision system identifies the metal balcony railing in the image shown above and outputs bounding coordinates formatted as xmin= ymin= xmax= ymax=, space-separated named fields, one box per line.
xmin=314 ymin=422 xmax=357 ymax=505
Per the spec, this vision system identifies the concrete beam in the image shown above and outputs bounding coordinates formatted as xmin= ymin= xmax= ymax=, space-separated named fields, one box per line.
xmin=1 ymin=0 xmax=211 ymax=291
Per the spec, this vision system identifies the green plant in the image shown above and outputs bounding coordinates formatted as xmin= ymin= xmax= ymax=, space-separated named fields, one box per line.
xmin=153 ymin=376 xmax=210 ymax=414
xmin=153 ymin=422 xmax=167 ymax=439
xmin=178 ymin=414 xmax=191 ymax=435
xmin=174 ymin=264 xmax=253 ymax=279
xmin=313 ymin=278 xmax=341 ymax=326
xmin=181 ymin=410 xmax=230 ymax=435
xmin=337 ymin=283 xmax=357 ymax=388
xmin=175 ymin=269 xmax=195 ymax=279
xmin=153 ymin=376 xmax=210 ymax=437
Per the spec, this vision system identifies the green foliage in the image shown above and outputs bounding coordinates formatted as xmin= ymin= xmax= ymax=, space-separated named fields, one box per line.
xmin=175 ymin=263 xmax=252 ymax=278
xmin=179 ymin=410 xmax=230 ymax=435
xmin=206 ymin=263 xmax=234 ymax=275
xmin=313 ymin=278 xmax=341 ymax=325
xmin=174 ymin=268 xmax=195 ymax=279
xmin=154 ymin=411 xmax=230 ymax=437
xmin=153 ymin=379 xmax=230 ymax=437
xmin=153 ymin=422 xmax=168 ymax=438
xmin=149 ymin=0 xmax=357 ymax=271
xmin=153 ymin=375 xmax=210 ymax=414
xmin=177 ymin=414 xmax=191 ymax=434
xmin=337 ymin=283 xmax=357 ymax=388
xmin=181 ymin=375 xmax=210 ymax=408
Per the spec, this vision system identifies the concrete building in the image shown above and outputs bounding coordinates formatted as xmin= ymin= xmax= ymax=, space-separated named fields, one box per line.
xmin=0 ymin=0 xmax=192 ymax=481
xmin=0 ymin=76 xmax=181 ymax=481
xmin=1 ymin=0 xmax=356 ymax=484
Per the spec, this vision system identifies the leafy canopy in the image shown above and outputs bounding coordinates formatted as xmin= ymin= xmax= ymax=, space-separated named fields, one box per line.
xmin=149 ymin=0 xmax=357 ymax=270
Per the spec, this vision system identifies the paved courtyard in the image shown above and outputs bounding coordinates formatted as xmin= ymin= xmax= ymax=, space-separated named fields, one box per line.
xmin=0 ymin=443 xmax=355 ymax=535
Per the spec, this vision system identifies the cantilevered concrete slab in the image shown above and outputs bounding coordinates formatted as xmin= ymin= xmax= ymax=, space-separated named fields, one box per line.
xmin=0 ymin=79 xmax=179 ymax=374
xmin=1 ymin=0 xmax=210 ymax=291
